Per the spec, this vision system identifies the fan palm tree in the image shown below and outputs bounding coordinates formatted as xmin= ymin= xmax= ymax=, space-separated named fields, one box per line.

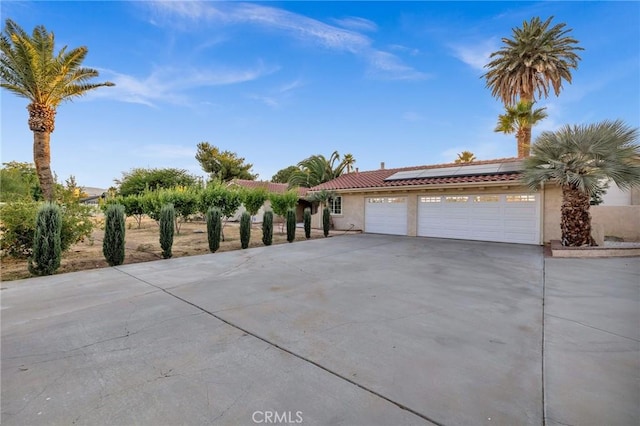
xmin=454 ymin=151 xmax=476 ymax=164
xmin=522 ymin=120 xmax=640 ymax=247
xmin=483 ymin=16 xmax=582 ymax=157
xmin=495 ymin=101 xmax=548 ymax=157
xmin=0 ymin=19 xmax=114 ymax=200
xmin=342 ymin=153 xmax=356 ymax=173
xmin=288 ymin=151 xmax=347 ymax=188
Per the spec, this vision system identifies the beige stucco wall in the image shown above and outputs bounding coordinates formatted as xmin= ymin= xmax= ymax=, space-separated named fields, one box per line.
xmin=591 ymin=206 xmax=640 ymax=241
xmin=542 ymin=185 xmax=562 ymax=243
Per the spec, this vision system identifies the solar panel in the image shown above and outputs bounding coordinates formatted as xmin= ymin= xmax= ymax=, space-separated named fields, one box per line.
xmin=383 ymin=161 xmax=523 ymax=181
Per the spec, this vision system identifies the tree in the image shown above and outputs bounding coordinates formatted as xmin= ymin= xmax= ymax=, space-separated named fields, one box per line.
xmin=242 ymin=187 xmax=268 ymax=217
xmin=269 ymin=190 xmax=299 ymax=233
xmin=115 ymin=168 xmax=198 ymax=197
xmin=0 ymin=20 xmax=114 ymax=200
xmin=522 ymin=120 xmax=640 ymax=247
xmin=454 ymin=151 xmax=477 ymax=164
xmin=483 ymin=16 xmax=582 ymax=157
xmin=196 ymin=142 xmax=257 ymax=182
xmin=288 ymin=151 xmax=349 ymax=188
xmin=342 ymin=153 xmax=356 ymax=173
xmin=0 ymin=161 xmax=41 ymax=201
xmin=271 ymin=165 xmax=299 ymax=183
xmin=494 ymin=101 xmax=548 ymax=157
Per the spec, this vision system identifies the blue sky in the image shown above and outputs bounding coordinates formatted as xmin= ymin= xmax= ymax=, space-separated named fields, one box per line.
xmin=1 ymin=1 xmax=638 ymax=189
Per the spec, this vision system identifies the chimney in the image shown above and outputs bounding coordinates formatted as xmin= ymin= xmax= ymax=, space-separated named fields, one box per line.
xmin=380 ymin=162 xmax=385 ymax=170
xmin=355 ymin=167 xmax=359 ymax=173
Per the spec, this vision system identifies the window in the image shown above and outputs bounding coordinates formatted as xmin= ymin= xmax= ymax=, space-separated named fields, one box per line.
xmin=420 ymin=196 xmax=442 ymax=203
xmin=445 ymin=196 xmax=469 ymax=203
xmin=387 ymin=197 xmax=406 ymax=204
xmin=329 ymin=196 xmax=342 ymax=215
xmin=367 ymin=198 xmax=385 ymax=203
xmin=474 ymin=195 xmax=500 ymax=203
xmin=506 ymin=195 xmax=536 ymax=203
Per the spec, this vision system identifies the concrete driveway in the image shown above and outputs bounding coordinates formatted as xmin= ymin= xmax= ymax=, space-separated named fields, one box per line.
xmin=1 ymin=234 xmax=637 ymax=425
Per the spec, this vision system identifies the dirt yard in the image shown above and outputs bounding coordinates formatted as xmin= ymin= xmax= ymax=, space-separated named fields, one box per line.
xmin=1 ymin=217 xmax=336 ymax=282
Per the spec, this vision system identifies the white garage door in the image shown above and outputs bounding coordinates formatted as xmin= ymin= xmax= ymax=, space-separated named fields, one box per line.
xmin=365 ymin=197 xmax=407 ymax=235
xmin=418 ymin=194 xmax=540 ymax=244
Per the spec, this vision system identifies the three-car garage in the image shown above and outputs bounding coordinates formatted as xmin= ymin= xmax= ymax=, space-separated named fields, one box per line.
xmin=364 ymin=193 xmax=540 ymax=245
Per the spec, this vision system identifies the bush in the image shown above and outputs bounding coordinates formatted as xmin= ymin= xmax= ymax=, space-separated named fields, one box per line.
xmin=262 ymin=210 xmax=273 ymax=246
xmin=0 ymin=199 xmax=93 ymax=259
xmin=303 ymin=207 xmax=311 ymax=239
xmin=286 ymin=208 xmax=296 ymax=243
xmin=323 ymin=206 xmax=330 ymax=237
xmin=119 ymin=194 xmax=145 ymax=228
xmin=103 ymin=204 xmax=126 ymax=266
xmin=206 ymin=207 xmax=222 ymax=253
xmin=28 ymin=202 xmax=62 ymax=276
xmin=242 ymin=187 xmax=268 ymax=217
xmin=270 ymin=190 xmax=299 ymax=233
xmin=240 ymin=211 xmax=251 ymax=249
xmin=160 ymin=203 xmax=175 ymax=259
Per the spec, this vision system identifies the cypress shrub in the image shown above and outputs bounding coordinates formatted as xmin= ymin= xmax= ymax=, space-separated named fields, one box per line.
xmin=262 ymin=210 xmax=273 ymax=246
xmin=322 ymin=206 xmax=330 ymax=237
xmin=160 ymin=203 xmax=175 ymax=259
xmin=286 ymin=208 xmax=296 ymax=243
xmin=240 ymin=211 xmax=251 ymax=249
xmin=303 ymin=207 xmax=311 ymax=239
xmin=103 ymin=203 xmax=126 ymax=266
xmin=28 ymin=202 xmax=62 ymax=276
xmin=206 ymin=207 xmax=222 ymax=253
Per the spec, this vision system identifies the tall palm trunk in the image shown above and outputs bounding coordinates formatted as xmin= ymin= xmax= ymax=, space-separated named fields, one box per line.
xmin=519 ymin=93 xmax=533 ymax=158
xmin=28 ymin=103 xmax=56 ymax=201
xmin=561 ymin=184 xmax=593 ymax=246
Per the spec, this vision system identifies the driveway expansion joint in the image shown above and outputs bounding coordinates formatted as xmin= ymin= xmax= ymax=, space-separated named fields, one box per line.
xmin=113 ymin=266 xmax=443 ymax=426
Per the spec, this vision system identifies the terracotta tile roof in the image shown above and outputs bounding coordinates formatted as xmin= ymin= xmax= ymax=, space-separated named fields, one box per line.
xmin=310 ymin=158 xmax=524 ymax=191
xmin=229 ymin=179 xmax=308 ymax=196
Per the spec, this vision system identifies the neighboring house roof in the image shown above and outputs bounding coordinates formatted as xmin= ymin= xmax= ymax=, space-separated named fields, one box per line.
xmin=228 ymin=179 xmax=308 ymax=197
xmin=310 ymin=158 xmax=524 ymax=191
xmin=81 ymin=187 xmax=107 ymax=197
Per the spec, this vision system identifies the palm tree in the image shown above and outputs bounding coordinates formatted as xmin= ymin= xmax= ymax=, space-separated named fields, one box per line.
xmin=522 ymin=120 xmax=640 ymax=247
xmin=494 ymin=101 xmax=548 ymax=157
xmin=342 ymin=153 xmax=356 ymax=173
xmin=483 ymin=16 xmax=582 ymax=157
xmin=288 ymin=151 xmax=347 ymax=188
xmin=454 ymin=151 xmax=476 ymax=164
xmin=0 ymin=19 xmax=114 ymax=200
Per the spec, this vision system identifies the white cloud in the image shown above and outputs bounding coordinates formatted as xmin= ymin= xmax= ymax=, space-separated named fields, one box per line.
xmin=145 ymin=1 xmax=425 ymax=81
xmin=248 ymin=78 xmax=305 ymax=108
xmin=332 ymin=16 xmax=378 ymax=32
xmin=93 ymin=64 xmax=276 ymax=107
xmin=449 ymin=38 xmax=498 ymax=72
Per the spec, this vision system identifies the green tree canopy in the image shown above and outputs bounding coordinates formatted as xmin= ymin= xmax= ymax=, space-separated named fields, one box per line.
xmin=0 ymin=19 xmax=114 ymax=200
xmin=288 ymin=151 xmax=350 ymax=188
xmin=0 ymin=161 xmax=41 ymax=201
xmin=271 ymin=165 xmax=299 ymax=183
xmin=196 ymin=142 xmax=257 ymax=182
xmin=523 ymin=120 xmax=640 ymax=246
xmin=115 ymin=168 xmax=198 ymax=197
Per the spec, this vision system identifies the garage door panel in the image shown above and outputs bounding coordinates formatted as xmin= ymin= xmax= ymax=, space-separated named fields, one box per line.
xmin=365 ymin=197 xmax=407 ymax=235
xmin=418 ymin=193 xmax=540 ymax=244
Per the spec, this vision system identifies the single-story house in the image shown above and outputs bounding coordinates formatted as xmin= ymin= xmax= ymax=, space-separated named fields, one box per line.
xmin=307 ymin=158 xmax=640 ymax=245
xmin=227 ymin=180 xmax=310 ymax=222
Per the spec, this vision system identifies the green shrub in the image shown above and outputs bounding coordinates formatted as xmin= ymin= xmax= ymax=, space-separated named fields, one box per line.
xmin=119 ymin=194 xmax=145 ymax=228
xmin=28 ymin=202 xmax=62 ymax=276
xmin=240 ymin=211 xmax=251 ymax=249
xmin=103 ymin=204 xmax=126 ymax=266
xmin=270 ymin=190 xmax=299 ymax=234
xmin=242 ymin=187 xmax=268 ymax=217
xmin=262 ymin=210 xmax=273 ymax=246
xmin=303 ymin=207 xmax=311 ymax=239
xmin=0 ymin=199 xmax=93 ymax=259
xmin=286 ymin=208 xmax=296 ymax=243
xmin=206 ymin=207 xmax=222 ymax=253
xmin=160 ymin=203 xmax=175 ymax=259
xmin=323 ymin=206 xmax=330 ymax=237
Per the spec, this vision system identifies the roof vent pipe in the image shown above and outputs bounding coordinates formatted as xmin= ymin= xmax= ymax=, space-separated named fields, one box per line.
xmin=380 ymin=162 xmax=385 ymax=170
